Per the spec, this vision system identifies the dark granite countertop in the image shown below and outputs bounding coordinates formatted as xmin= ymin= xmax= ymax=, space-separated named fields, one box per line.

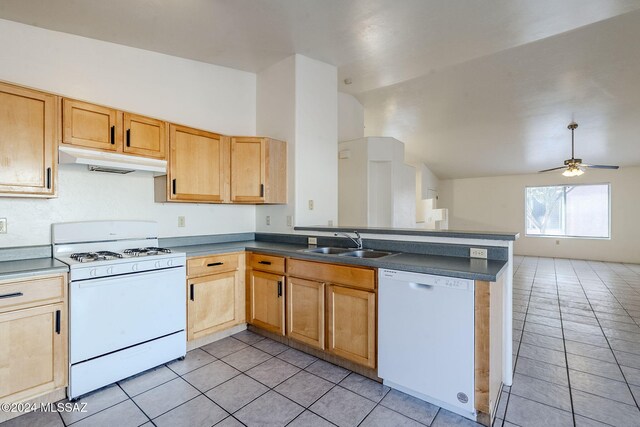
xmin=0 ymin=258 xmax=69 ymax=281
xmin=294 ymin=226 xmax=519 ymax=241
xmin=168 ymin=240 xmax=507 ymax=281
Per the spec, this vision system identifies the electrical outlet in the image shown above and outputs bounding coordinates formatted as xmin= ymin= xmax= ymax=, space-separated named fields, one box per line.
xmin=470 ymin=248 xmax=487 ymax=259
xmin=308 ymin=237 xmax=318 ymax=245
xmin=286 ymin=215 xmax=293 ymax=227
xmin=308 ymin=200 xmax=314 ymax=210
xmin=328 ymin=220 xmax=334 ymax=227
xmin=0 ymin=218 xmax=6 ymax=234
xmin=177 ymin=216 xmax=186 ymax=227
xmin=266 ymin=216 xmax=271 ymax=226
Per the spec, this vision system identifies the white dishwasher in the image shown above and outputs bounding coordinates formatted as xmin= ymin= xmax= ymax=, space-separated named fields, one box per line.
xmin=378 ymin=269 xmax=476 ymax=420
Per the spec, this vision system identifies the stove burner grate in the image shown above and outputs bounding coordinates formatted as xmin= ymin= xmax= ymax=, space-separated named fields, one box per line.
xmin=123 ymin=247 xmax=172 ymax=257
xmin=70 ymin=251 xmax=123 ymax=263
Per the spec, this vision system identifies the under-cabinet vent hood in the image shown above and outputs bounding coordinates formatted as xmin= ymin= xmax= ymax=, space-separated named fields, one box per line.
xmin=59 ymin=146 xmax=167 ymax=174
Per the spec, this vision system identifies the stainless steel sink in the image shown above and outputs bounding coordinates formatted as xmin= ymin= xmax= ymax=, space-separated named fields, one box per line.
xmin=303 ymin=247 xmax=352 ymax=255
xmin=339 ymin=250 xmax=393 ymax=259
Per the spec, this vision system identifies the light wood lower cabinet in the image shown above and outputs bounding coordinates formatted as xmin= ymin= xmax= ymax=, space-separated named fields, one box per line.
xmin=286 ymin=277 xmax=325 ymax=349
xmin=249 ymin=270 xmax=285 ymax=335
xmin=0 ymin=303 xmax=66 ymax=403
xmin=0 ymin=273 xmax=67 ymax=406
xmin=186 ymin=253 xmax=245 ymax=342
xmin=188 ymin=272 xmax=243 ymax=341
xmin=326 ymin=284 xmax=376 ymax=369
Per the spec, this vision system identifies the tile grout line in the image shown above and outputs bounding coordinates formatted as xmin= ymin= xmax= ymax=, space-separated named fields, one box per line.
xmin=569 ymin=259 xmax=640 ymax=412
xmin=500 ymin=255 xmax=536 ymax=427
xmin=115 ymin=381 xmax=157 ymax=425
xmin=550 ymin=259 xmax=577 ymax=427
xmin=586 ymin=260 xmax=640 ymax=333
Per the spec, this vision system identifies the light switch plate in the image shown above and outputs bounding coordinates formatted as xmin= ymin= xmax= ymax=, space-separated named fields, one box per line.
xmin=177 ymin=216 xmax=186 ymax=227
xmin=470 ymin=248 xmax=487 ymax=259
xmin=308 ymin=200 xmax=314 ymax=210
xmin=286 ymin=216 xmax=293 ymax=227
xmin=0 ymin=218 xmax=6 ymax=234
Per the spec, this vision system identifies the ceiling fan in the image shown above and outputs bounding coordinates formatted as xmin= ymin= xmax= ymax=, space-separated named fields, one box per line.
xmin=539 ymin=122 xmax=619 ymax=177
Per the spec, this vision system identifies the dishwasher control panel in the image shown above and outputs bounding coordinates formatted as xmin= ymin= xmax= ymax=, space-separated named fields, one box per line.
xmin=380 ymin=269 xmax=472 ymax=291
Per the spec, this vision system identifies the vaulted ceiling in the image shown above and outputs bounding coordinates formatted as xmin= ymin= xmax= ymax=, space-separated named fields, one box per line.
xmin=2 ymin=0 xmax=639 ymax=178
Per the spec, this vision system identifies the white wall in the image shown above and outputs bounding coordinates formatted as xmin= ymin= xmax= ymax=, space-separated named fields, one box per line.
xmin=338 ymin=137 xmax=416 ymax=228
xmin=338 ymin=140 xmax=368 ymax=226
xmin=438 ymin=166 xmax=640 ymax=263
xmin=415 ymin=163 xmax=440 ymax=222
xmin=255 ymin=55 xmax=338 ymax=232
xmin=0 ymin=19 xmax=257 ymax=246
xmin=338 ymin=92 xmax=364 ymax=142
xmin=295 ymin=56 xmax=338 ymax=227
xmin=255 ymin=56 xmax=296 ymax=232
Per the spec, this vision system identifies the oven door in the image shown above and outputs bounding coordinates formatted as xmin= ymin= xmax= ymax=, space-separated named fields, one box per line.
xmin=69 ymin=266 xmax=186 ymax=364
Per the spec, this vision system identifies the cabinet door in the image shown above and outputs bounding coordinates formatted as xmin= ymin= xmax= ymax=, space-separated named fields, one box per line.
xmin=0 ymin=303 xmax=66 ymax=402
xmin=231 ymin=137 xmax=265 ymax=203
xmin=187 ymin=271 xmax=241 ymax=341
xmin=169 ymin=124 xmax=227 ymax=202
xmin=0 ymin=83 xmax=56 ymax=196
xmin=62 ymin=99 xmax=121 ymax=151
xmin=123 ymin=113 xmax=166 ymax=159
xmin=287 ymin=277 xmax=325 ymax=349
xmin=327 ymin=285 xmax=376 ymax=368
xmin=249 ymin=270 xmax=285 ymax=335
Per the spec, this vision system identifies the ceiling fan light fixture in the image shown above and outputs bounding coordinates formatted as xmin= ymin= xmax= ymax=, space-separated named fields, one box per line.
xmin=562 ymin=165 xmax=584 ymax=177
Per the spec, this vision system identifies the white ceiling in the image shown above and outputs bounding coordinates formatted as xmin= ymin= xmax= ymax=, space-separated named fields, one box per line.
xmin=2 ymin=0 xmax=639 ymax=178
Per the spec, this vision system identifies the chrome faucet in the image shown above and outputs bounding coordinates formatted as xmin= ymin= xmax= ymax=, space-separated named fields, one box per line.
xmin=335 ymin=231 xmax=363 ymax=250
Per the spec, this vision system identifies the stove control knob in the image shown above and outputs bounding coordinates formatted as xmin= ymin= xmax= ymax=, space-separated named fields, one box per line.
xmin=107 ymin=267 xmax=114 ymax=275
xmin=167 ymin=259 xmax=173 ymax=267
xmin=132 ymin=264 xmax=139 ymax=272
xmin=90 ymin=269 xmax=97 ymax=277
xmin=155 ymin=261 xmax=161 ymax=268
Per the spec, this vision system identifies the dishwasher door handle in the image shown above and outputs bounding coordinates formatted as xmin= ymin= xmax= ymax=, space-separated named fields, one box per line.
xmin=409 ymin=282 xmax=433 ymax=290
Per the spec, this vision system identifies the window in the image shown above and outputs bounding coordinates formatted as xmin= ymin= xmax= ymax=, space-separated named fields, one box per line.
xmin=525 ymin=184 xmax=610 ymax=238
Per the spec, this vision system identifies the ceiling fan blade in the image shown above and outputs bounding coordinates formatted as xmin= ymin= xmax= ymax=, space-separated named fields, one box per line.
xmin=583 ymin=164 xmax=619 ymax=169
xmin=538 ymin=166 xmax=566 ymax=173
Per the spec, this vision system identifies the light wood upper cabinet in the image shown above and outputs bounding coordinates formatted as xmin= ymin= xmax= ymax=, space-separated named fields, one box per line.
xmin=326 ymin=284 xmax=376 ymax=369
xmin=164 ymin=124 xmax=229 ymax=203
xmin=62 ymin=99 xmax=121 ymax=152
xmin=0 ymin=82 xmax=57 ymax=197
xmin=230 ymin=137 xmax=286 ymax=204
xmin=62 ymin=98 xmax=168 ymax=160
xmin=123 ymin=113 xmax=166 ymax=159
xmin=249 ymin=270 xmax=285 ymax=335
xmin=287 ymin=277 xmax=325 ymax=349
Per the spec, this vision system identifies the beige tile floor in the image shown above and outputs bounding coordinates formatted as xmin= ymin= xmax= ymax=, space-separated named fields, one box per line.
xmin=3 ymin=257 xmax=640 ymax=427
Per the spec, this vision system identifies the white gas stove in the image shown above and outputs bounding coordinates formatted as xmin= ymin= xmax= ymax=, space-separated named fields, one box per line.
xmin=53 ymin=220 xmax=187 ymax=399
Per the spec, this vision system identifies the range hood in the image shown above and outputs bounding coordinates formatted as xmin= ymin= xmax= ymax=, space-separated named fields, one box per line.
xmin=59 ymin=146 xmax=167 ymax=174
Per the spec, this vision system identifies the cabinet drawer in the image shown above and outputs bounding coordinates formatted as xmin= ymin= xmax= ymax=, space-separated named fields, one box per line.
xmin=0 ymin=274 xmax=65 ymax=313
xmin=249 ymin=253 xmax=285 ymax=274
xmin=187 ymin=253 xmax=239 ymax=278
xmin=288 ymin=259 xmax=375 ymax=291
